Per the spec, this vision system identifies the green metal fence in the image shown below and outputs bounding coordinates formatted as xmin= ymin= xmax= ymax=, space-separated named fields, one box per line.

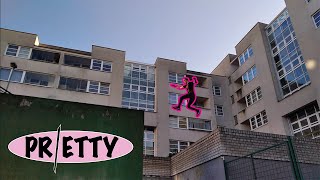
xmin=224 ymin=137 xmax=320 ymax=180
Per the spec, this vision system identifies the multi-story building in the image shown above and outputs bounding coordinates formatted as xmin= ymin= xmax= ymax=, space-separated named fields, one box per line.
xmin=0 ymin=28 xmax=233 ymax=158
xmin=213 ymin=1 xmax=320 ymax=139
xmin=1 ymin=0 xmax=319 ymax=163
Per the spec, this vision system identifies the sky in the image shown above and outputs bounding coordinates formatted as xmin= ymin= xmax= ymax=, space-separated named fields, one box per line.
xmin=0 ymin=0 xmax=286 ymax=73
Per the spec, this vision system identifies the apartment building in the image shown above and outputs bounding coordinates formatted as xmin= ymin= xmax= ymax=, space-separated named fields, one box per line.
xmin=1 ymin=0 xmax=319 ymax=162
xmin=0 ymin=28 xmax=234 ymax=158
xmin=213 ymin=2 xmax=320 ymax=139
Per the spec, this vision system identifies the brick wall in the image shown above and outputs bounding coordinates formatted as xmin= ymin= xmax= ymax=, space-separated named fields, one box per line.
xmin=143 ymin=156 xmax=171 ymax=178
xmin=171 ymin=127 xmax=320 ymax=176
xmin=171 ymin=128 xmax=222 ymax=175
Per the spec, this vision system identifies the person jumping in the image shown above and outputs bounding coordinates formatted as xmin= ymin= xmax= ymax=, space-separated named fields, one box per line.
xmin=170 ymin=76 xmax=202 ymax=118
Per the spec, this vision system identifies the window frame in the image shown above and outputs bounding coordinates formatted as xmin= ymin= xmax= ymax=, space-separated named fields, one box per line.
xmin=168 ymin=72 xmax=184 ymax=84
xmin=214 ymin=105 xmax=224 ymax=117
xmin=289 ymin=104 xmax=320 ymax=139
xmin=58 ymin=76 xmax=110 ymax=95
xmin=5 ymin=44 xmax=32 ymax=59
xmin=90 ymin=59 xmax=112 ymax=73
xmin=212 ymin=86 xmax=222 ymax=96
xmin=238 ymin=46 xmax=254 ymax=66
xmin=312 ymin=9 xmax=320 ymax=29
xmin=169 ymin=140 xmax=192 ymax=155
xmin=249 ymin=110 xmax=268 ymax=130
xmin=169 ymin=115 xmax=212 ymax=131
xmin=245 ymin=87 xmax=262 ymax=107
xmin=143 ymin=129 xmax=155 ymax=156
xmin=242 ymin=65 xmax=257 ymax=85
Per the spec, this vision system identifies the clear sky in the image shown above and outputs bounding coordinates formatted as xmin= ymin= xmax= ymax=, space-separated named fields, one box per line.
xmin=0 ymin=0 xmax=286 ymax=73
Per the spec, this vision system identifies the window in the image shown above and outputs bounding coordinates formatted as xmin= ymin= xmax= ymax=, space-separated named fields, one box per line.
xmin=168 ymin=73 xmax=184 ymax=84
xmin=122 ymin=63 xmax=155 ymax=112
xmin=88 ymin=81 xmax=110 ymax=95
xmin=5 ymin=44 xmax=31 ymax=59
xmin=144 ymin=128 xmax=154 ymax=156
xmin=215 ymin=105 xmax=224 ymax=116
xmin=169 ymin=140 xmax=192 ymax=155
xmin=0 ymin=68 xmax=23 ymax=82
xmin=59 ymin=77 xmax=110 ymax=95
xmin=245 ymin=87 xmax=262 ymax=107
xmin=238 ymin=46 xmax=254 ymax=66
xmin=59 ymin=77 xmax=88 ymax=92
xmin=249 ymin=111 xmax=268 ymax=130
xmin=242 ymin=66 xmax=257 ymax=85
xmin=169 ymin=115 xmax=211 ymax=131
xmin=313 ymin=10 xmax=320 ymax=28
xmin=64 ymin=55 xmax=91 ymax=68
xmin=31 ymin=49 xmax=60 ymax=63
xmin=212 ymin=86 xmax=221 ymax=96
xmin=169 ymin=93 xmax=178 ymax=104
xmin=266 ymin=9 xmax=310 ymax=98
xmin=91 ymin=59 xmax=112 ymax=72
xmin=289 ymin=103 xmax=320 ymax=139
xmin=24 ymin=72 xmax=54 ymax=87
xmin=169 ymin=116 xmax=187 ymax=129
xmin=0 ymin=68 xmax=55 ymax=87
xmin=188 ymin=118 xmax=211 ymax=130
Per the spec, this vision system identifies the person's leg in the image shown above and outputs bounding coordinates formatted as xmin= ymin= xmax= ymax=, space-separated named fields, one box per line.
xmin=173 ymin=94 xmax=189 ymax=110
xmin=186 ymin=94 xmax=201 ymax=117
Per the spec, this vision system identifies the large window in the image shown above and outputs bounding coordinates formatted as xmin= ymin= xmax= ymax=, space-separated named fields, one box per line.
xmin=122 ymin=63 xmax=155 ymax=112
xmin=59 ymin=77 xmax=110 ymax=95
xmin=24 ymin=72 xmax=54 ymax=87
xmin=168 ymin=93 xmax=178 ymax=104
xmin=169 ymin=116 xmax=187 ymax=129
xmin=64 ymin=55 xmax=91 ymax=68
xmin=168 ymin=73 xmax=184 ymax=84
xmin=212 ymin=86 xmax=221 ymax=96
xmin=59 ymin=77 xmax=87 ymax=92
xmin=288 ymin=103 xmax=320 ymax=139
xmin=245 ymin=87 xmax=262 ymax=107
xmin=88 ymin=81 xmax=110 ymax=95
xmin=169 ymin=140 xmax=192 ymax=155
xmin=0 ymin=68 xmax=23 ymax=83
xmin=169 ymin=115 xmax=212 ymax=131
xmin=5 ymin=44 xmax=31 ymax=59
xmin=144 ymin=128 xmax=154 ymax=156
xmin=249 ymin=110 xmax=268 ymax=130
xmin=91 ymin=59 xmax=112 ymax=72
xmin=266 ymin=9 xmax=310 ymax=98
xmin=215 ymin=105 xmax=224 ymax=116
xmin=0 ymin=67 xmax=54 ymax=87
xmin=242 ymin=66 xmax=257 ymax=85
xmin=188 ymin=118 xmax=211 ymax=131
xmin=238 ymin=46 xmax=254 ymax=66
xmin=312 ymin=10 xmax=320 ymax=28
xmin=31 ymin=49 xmax=60 ymax=63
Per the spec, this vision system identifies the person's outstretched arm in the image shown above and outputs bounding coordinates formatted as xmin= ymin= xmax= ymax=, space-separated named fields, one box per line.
xmin=170 ymin=83 xmax=186 ymax=90
xmin=192 ymin=77 xmax=198 ymax=85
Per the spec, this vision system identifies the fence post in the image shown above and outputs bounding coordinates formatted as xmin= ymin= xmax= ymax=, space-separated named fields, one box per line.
xmin=250 ymin=155 xmax=257 ymax=180
xmin=287 ymin=136 xmax=303 ymax=180
xmin=223 ymin=157 xmax=229 ymax=180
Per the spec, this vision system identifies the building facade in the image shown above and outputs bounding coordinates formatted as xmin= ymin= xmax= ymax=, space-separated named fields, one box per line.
xmin=1 ymin=0 xmax=320 ymax=162
xmin=0 ymin=28 xmax=233 ymax=158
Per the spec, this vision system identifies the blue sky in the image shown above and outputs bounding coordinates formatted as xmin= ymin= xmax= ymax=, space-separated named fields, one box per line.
xmin=1 ymin=0 xmax=285 ymax=73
